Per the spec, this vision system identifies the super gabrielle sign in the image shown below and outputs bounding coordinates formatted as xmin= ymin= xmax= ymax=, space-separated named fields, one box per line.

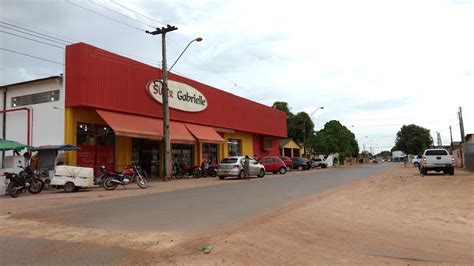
xmin=146 ymin=80 xmax=208 ymax=112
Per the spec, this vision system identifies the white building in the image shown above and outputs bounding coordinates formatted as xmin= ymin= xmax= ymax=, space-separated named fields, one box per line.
xmin=0 ymin=76 xmax=64 ymax=166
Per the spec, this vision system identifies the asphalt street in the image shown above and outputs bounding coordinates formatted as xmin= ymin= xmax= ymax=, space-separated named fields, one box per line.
xmin=19 ymin=164 xmax=395 ymax=234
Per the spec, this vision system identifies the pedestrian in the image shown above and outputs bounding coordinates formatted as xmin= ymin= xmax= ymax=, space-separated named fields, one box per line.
xmin=23 ymin=151 xmax=31 ymax=168
xmin=243 ymin=155 xmax=250 ymax=180
xmin=201 ymin=157 xmax=209 ymax=176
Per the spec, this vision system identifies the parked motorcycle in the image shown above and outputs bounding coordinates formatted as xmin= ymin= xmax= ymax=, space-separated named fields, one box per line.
xmin=93 ymin=165 xmax=116 ymax=187
xmin=205 ymin=166 xmax=217 ymax=177
xmin=172 ymin=163 xmax=201 ymax=179
xmin=103 ymin=164 xmax=148 ymax=190
xmin=6 ymin=163 xmax=44 ymax=198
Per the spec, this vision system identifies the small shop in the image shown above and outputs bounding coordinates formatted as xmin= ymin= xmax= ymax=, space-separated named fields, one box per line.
xmin=279 ymin=139 xmax=302 ymax=157
xmin=57 ymin=42 xmax=288 ymax=178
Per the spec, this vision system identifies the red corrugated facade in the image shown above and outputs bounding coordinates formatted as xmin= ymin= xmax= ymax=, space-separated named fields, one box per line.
xmin=65 ymin=43 xmax=287 ymax=138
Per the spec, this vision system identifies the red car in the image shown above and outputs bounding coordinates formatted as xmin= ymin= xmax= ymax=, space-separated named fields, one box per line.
xmin=279 ymin=156 xmax=293 ymax=171
xmin=259 ymin=156 xmax=287 ymax=174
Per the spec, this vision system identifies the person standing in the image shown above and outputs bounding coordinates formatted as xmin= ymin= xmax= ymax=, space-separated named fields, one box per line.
xmin=243 ymin=155 xmax=250 ymax=180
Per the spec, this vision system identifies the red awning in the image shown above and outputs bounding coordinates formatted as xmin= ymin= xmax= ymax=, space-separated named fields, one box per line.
xmin=170 ymin=122 xmax=196 ymax=144
xmin=97 ymin=110 xmax=163 ymax=140
xmin=185 ymin=123 xmax=225 ymax=144
xmin=97 ymin=110 xmax=198 ymax=144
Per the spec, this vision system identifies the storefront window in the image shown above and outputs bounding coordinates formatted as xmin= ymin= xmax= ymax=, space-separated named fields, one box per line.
xmin=132 ymin=139 xmax=160 ymax=177
xmin=263 ymin=137 xmax=273 ymax=150
xmin=172 ymin=144 xmax=194 ymax=167
xmin=228 ymin=139 xmax=241 ymax=156
xmin=202 ymin=143 xmax=219 ymax=166
xmin=76 ymin=122 xmax=115 ymax=171
xmin=77 ymin=123 xmax=95 ymax=145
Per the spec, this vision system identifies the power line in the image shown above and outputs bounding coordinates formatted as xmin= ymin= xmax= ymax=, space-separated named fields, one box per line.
xmin=0 ymin=22 xmax=71 ymax=45
xmin=64 ymin=0 xmax=147 ymax=32
xmin=109 ymin=0 xmax=258 ymax=99
xmin=110 ymin=0 xmax=167 ymax=26
xmin=2 ymin=16 xmax=162 ymax=68
xmin=89 ymin=0 xmax=155 ymax=28
xmin=0 ymin=30 xmax=65 ymax=49
xmin=0 ymin=25 xmax=68 ymax=46
xmin=0 ymin=48 xmax=64 ymax=65
xmin=0 ymin=17 xmax=77 ymax=43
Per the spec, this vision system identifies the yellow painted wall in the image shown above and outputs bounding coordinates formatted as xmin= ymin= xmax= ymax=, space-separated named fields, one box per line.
xmin=64 ymin=108 xmax=131 ymax=171
xmin=116 ymin=136 xmax=132 ymax=171
xmin=223 ymin=131 xmax=254 ymax=157
xmin=64 ymin=108 xmax=105 ymax=166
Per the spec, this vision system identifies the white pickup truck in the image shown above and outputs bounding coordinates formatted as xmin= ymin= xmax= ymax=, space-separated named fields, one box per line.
xmin=420 ymin=148 xmax=454 ymax=175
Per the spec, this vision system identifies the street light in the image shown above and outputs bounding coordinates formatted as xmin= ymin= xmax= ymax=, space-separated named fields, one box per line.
xmin=160 ymin=37 xmax=203 ymax=180
xmin=303 ymin=106 xmax=324 ymax=157
xmin=169 ymin=37 xmax=203 ymax=72
xmin=147 ymin=26 xmax=202 ymax=181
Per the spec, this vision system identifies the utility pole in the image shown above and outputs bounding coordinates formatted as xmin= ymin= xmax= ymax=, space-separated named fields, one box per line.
xmin=147 ymin=25 xmax=178 ymax=181
xmin=458 ymin=107 xmax=465 ymax=142
xmin=458 ymin=106 xmax=465 ymax=168
xmin=449 ymin=125 xmax=453 ymax=153
xmin=436 ymin=131 xmax=442 ymax=147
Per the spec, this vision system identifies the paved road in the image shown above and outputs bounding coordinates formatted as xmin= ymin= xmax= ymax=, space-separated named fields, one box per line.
xmin=20 ymin=164 xmax=395 ymax=234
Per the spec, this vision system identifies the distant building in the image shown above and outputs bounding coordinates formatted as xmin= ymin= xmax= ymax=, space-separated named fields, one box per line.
xmin=279 ymin=139 xmax=301 ymax=157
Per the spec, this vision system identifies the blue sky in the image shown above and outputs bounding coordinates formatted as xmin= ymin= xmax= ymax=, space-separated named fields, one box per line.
xmin=1 ymin=0 xmax=473 ymax=154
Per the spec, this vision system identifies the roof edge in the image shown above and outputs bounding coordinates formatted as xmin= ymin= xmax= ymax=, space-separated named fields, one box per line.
xmin=1 ymin=75 xmax=63 ymax=88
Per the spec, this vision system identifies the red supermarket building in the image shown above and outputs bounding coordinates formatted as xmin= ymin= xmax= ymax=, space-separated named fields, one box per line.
xmin=63 ymin=43 xmax=287 ymax=177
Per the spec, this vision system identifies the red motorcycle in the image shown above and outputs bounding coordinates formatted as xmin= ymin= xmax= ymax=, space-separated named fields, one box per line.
xmin=103 ymin=164 xmax=148 ymax=190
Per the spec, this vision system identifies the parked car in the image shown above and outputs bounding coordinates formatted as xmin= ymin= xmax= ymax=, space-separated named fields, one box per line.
xmin=291 ymin=157 xmax=310 ymax=171
xmin=412 ymin=155 xmax=422 ymax=167
xmin=279 ymin=156 xmax=293 ymax=172
xmin=217 ymin=156 xmax=266 ymax=180
xmin=259 ymin=156 xmax=287 ymax=174
xmin=420 ymin=149 xmax=454 ymax=175
xmin=311 ymin=157 xmax=327 ymax=168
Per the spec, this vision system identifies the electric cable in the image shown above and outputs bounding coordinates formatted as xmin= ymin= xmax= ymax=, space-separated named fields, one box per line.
xmin=89 ymin=0 xmax=155 ymax=28
xmin=64 ymin=0 xmax=147 ymax=32
xmin=109 ymin=1 xmax=266 ymax=100
xmin=0 ymin=17 xmax=77 ymax=43
xmin=0 ymin=21 xmax=71 ymax=45
xmin=110 ymin=0 xmax=167 ymax=26
xmin=0 ymin=48 xmax=64 ymax=65
xmin=0 ymin=31 xmax=65 ymax=49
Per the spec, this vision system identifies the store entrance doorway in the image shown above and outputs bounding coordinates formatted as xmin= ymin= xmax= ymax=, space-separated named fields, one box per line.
xmin=132 ymin=139 xmax=160 ymax=178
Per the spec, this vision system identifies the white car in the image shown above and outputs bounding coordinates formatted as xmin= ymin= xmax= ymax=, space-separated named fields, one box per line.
xmin=412 ymin=155 xmax=422 ymax=167
xmin=217 ymin=156 xmax=265 ymax=179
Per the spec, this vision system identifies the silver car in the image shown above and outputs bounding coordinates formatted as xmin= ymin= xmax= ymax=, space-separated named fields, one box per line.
xmin=217 ymin=156 xmax=265 ymax=179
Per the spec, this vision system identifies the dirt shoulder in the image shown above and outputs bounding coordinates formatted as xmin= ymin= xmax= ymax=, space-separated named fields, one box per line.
xmin=155 ymin=165 xmax=474 ymax=265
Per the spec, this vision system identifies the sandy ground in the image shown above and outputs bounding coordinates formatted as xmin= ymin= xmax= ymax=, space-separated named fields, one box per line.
xmin=1 ymin=165 xmax=473 ymax=265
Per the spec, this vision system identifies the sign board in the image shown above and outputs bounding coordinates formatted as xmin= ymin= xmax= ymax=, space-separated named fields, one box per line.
xmin=147 ymin=80 xmax=208 ymax=112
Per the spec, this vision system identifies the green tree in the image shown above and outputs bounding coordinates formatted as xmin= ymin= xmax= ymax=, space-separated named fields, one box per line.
xmin=272 ymin=102 xmax=315 ymax=143
xmin=312 ymin=120 xmax=359 ymax=162
xmin=392 ymin=124 xmax=433 ymax=155
xmin=290 ymin=112 xmax=314 ymax=143
xmin=272 ymin=101 xmax=291 ymax=115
